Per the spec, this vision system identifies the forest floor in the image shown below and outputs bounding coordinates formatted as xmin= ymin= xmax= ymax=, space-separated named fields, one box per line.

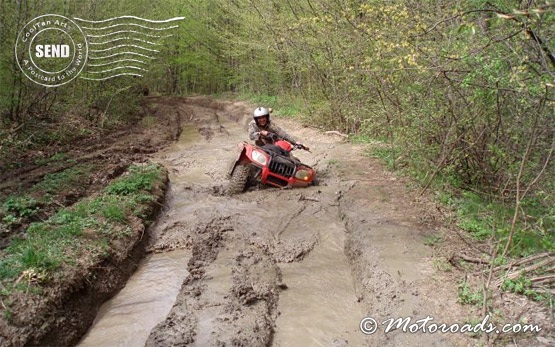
xmin=1 ymin=96 xmax=553 ymax=347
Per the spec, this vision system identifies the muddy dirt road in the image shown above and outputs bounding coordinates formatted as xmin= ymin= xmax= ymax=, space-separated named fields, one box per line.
xmin=76 ymin=97 xmax=548 ymax=347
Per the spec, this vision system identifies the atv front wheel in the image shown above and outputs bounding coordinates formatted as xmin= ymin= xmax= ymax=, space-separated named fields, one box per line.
xmin=227 ymin=164 xmax=250 ymax=195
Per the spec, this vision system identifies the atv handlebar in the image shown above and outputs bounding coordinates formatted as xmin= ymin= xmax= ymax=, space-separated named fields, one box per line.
xmin=294 ymin=143 xmax=310 ymax=152
xmin=265 ymin=132 xmax=310 ymax=152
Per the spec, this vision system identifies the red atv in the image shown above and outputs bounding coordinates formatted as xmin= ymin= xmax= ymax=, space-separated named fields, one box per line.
xmin=226 ymin=134 xmax=315 ymax=194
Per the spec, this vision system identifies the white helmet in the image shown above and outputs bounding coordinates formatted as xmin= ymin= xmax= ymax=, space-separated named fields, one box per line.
xmin=253 ymin=106 xmax=270 ymax=120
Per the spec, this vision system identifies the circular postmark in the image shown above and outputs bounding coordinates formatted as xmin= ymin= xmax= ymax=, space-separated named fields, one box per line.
xmin=15 ymin=14 xmax=88 ymax=87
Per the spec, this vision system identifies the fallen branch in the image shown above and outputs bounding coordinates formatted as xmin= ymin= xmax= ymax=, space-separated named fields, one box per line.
xmin=450 ymin=253 xmax=489 ymax=265
xmin=324 ymin=130 xmax=349 ymax=138
xmin=530 ymin=288 xmax=555 ymax=296
xmin=495 ymin=256 xmax=555 ymax=287
xmin=513 ymin=252 xmax=553 ymax=267
xmin=530 ymin=275 xmax=555 ymax=285
xmin=298 ymin=195 xmax=320 ymax=202
xmin=492 ymin=252 xmax=553 ymax=273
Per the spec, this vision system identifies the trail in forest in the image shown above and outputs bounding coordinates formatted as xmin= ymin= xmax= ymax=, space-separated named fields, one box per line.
xmin=80 ymin=96 xmax=477 ymax=347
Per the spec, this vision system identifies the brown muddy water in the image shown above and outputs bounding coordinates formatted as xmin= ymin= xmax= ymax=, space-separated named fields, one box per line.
xmin=76 ymin=250 xmax=190 ymax=347
xmin=77 ymin=97 xmax=475 ymax=347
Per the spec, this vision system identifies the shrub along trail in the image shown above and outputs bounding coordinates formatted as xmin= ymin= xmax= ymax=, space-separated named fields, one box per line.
xmin=1 ymin=96 xmax=552 ymax=346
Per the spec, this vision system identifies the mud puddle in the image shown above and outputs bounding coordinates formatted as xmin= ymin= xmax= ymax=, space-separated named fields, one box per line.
xmin=77 ymin=250 xmax=190 ymax=347
xmin=273 ymin=219 xmax=367 ymax=347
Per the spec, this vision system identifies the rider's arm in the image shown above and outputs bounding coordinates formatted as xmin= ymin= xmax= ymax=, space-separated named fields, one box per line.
xmin=269 ymin=124 xmax=297 ymax=145
xmin=248 ymin=121 xmax=262 ymax=141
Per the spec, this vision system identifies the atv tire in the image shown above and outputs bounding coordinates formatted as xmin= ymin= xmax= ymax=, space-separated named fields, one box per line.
xmin=227 ymin=164 xmax=250 ymax=195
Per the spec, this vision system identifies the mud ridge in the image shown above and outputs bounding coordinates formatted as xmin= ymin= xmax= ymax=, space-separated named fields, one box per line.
xmin=146 ymin=215 xmax=283 ymax=347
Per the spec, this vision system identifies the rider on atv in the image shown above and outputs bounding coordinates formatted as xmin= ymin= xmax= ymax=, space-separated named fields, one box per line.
xmin=225 ymin=106 xmax=314 ymax=193
xmin=248 ymin=107 xmax=305 ymax=150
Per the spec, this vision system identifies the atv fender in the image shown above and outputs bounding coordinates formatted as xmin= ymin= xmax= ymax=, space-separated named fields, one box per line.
xmin=227 ymin=144 xmax=248 ymax=178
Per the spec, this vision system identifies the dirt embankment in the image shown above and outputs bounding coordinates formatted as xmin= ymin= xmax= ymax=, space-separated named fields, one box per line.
xmin=2 ymin=96 xmax=553 ymax=347
xmin=0 ymin=98 xmax=179 ymax=347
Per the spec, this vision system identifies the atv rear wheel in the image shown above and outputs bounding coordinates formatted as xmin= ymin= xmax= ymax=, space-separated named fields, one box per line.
xmin=227 ymin=164 xmax=250 ymax=195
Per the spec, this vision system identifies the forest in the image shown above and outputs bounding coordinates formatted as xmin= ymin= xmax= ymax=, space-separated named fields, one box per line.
xmin=0 ymin=0 xmax=554 ymax=314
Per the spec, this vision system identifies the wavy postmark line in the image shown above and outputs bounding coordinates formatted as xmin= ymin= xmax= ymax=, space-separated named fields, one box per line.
xmin=74 ymin=15 xmax=185 ymax=24
xmin=87 ymin=30 xmax=173 ymax=39
xmin=88 ymin=65 xmax=147 ymax=74
xmin=89 ymin=37 xmax=159 ymax=46
xmin=88 ymin=58 xmax=148 ymax=67
xmin=80 ymin=72 xmax=143 ymax=81
xmin=90 ymin=44 xmax=159 ymax=53
xmin=78 ymin=22 xmax=180 ymax=31
xmin=85 ymin=54 xmax=152 ymax=77
xmin=75 ymin=15 xmax=184 ymax=81
xmin=88 ymin=51 xmax=155 ymax=60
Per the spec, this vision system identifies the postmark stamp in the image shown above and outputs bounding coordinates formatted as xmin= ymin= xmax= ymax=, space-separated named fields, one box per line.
xmin=15 ymin=14 xmax=88 ymax=87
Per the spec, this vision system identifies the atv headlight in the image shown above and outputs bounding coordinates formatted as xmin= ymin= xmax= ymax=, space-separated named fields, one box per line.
xmin=295 ymin=169 xmax=312 ymax=181
xmin=251 ymin=150 xmax=268 ymax=166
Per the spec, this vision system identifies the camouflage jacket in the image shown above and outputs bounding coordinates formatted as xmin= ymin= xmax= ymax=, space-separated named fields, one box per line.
xmin=247 ymin=119 xmax=297 ymax=146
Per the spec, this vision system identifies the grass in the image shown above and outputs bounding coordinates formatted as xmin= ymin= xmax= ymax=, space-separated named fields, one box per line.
xmin=367 ymin=146 xmax=402 ymax=171
xmin=106 ymin=164 xmax=161 ymax=195
xmin=424 ymin=233 xmax=443 ymax=247
xmin=0 ymin=163 xmax=164 ymax=298
xmin=457 ymin=281 xmax=483 ymax=306
xmin=0 ymin=164 xmax=95 ymax=232
xmin=34 ymin=152 xmax=71 ymax=166
xmin=500 ymin=276 xmax=549 ymax=302
xmin=443 ymin=189 xmax=554 ymax=256
xmin=2 ymin=196 xmax=39 ymax=219
xmin=32 ymin=164 xmax=92 ymax=200
xmin=1 ymin=196 xmax=39 ymax=231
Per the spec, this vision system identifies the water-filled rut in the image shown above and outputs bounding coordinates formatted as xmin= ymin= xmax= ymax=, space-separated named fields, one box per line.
xmin=77 ymin=250 xmax=190 ymax=347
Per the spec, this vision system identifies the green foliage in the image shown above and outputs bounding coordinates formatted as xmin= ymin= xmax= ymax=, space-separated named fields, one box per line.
xmin=106 ymin=164 xmax=161 ymax=195
xmin=2 ymin=197 xmax=38 ymax=218
xmin=424 ymin=234 xmax=443 ymax=247
xmin=32 ymin=165 xmax=91 ymax=198
xmin=19 ymin=246 xmax=57 ymax=270
xmin=501 ymin=276 xmax=548 ymax=302
xmin=1 ymin=196 xmax=39 ymax=230
xmin=501 ymin=277 xmax=533 ymax=295
xmin=239 ymin=93 xmax=303 ymax=118
xmin=0 ymin=0 xmax=552 ymax=260
xmin=458 ymin=281 xmax=483 ymax=306
xmin=369 ymin=146 xmax=402 ymax=171
xmin=102 ymin=202 xmax=127 ymax=223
